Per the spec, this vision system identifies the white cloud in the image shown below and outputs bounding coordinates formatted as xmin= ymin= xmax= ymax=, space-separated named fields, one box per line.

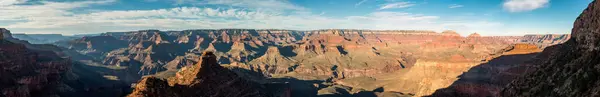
xmin=355 ymin=0 xmax=368 ymax=6
xmin=379 ymin=2 xmax=415 ymax=10
xmin=0 ymin=0 xmax=27 ymax=6
xmin=0 ymin=0 xmax=116 ymax=20
xmin=0 ymin=0 xmax=503 ymax=36
xmin=175 ymin=0 xmax=306 ymax=10
xmin=449 ymin=4 xmax=463 ymax=8
xmin=503 ymin=0 xmax=549 ymax=12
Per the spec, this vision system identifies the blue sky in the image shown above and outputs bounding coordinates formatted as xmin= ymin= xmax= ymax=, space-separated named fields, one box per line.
xmin=0 ymin=0 xmax=593 ymax=36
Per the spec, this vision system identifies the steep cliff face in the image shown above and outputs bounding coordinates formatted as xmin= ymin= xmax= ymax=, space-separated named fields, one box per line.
xmin=501 ymin=1 xmax=600 ymax=96
xmin=0 ymin=30 xmax=71 ymax=97
xmin=128 ymin=52 xmax=273 ymax=97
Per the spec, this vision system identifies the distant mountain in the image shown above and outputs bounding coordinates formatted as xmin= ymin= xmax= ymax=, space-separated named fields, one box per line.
xmin=11 ymin=34 xmax=77 ymax=44
xmin=10 ymin=33 xmax=102 ymax=44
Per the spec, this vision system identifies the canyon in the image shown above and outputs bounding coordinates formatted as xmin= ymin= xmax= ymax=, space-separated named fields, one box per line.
xmin=1 ymin=26 xmax=570 ymax=97
xmin=5 ymin=1 xmax=600 ymax=96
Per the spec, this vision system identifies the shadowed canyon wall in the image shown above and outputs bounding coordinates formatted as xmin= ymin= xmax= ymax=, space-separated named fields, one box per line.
xmin=502 ymin=1 xmax=600 ymax=96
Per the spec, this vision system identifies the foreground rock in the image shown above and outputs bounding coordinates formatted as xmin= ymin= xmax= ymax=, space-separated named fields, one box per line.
xmin=502 ymin=0 xmax=600 ymax=96
xmin=128 ymin=52 xmax=273 ymax=97
xmin=1 ymin=28 xmax=134 ymax=97
xmin=0 ymin=29 xmax=70 ymax=97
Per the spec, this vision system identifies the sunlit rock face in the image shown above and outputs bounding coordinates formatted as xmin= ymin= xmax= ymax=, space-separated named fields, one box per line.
xmin=502 ymin=1 xmax=600 ymax=96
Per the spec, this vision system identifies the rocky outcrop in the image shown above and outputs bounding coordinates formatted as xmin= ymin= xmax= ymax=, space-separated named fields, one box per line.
xmin=244 ymin=47 xmax=297 ymax=75
xmin=441 ymin=30 xmax=460 ymax=36
xmin=501 ymin=1 xmax=600 ymax=96
xmin=128 ymin=52 xmax=272 ymax=97
xmin=1 ymin=28 xmax=12 ymax=39
xmin=128 ymin=52 xmax=273 ymax=97
xmin=467 ymin=33 xmax=481 ymax=38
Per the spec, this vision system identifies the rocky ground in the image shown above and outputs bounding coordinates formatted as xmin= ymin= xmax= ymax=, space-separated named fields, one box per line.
xmin=502 ymin=1 xmax=600 ymax=96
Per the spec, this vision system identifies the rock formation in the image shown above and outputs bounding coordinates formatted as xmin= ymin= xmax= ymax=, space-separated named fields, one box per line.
xmin=1 ymin=28 xmax=11 ymax=39
xmin=468 ymin=33 xmax=481 ymax=38
xmin=0 ymin=29 xmax=71 ymax=97
xmin=441 ymin=30 xmax=460 ymax=36
xmin=502 ymin=1 xmax=600 ymax=96
xmin=128 ymin=52 xmax=273 ymax=97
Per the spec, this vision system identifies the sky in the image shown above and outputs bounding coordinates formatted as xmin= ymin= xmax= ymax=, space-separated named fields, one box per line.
xmin=0 ymin=0 xmax=594 ymax=36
